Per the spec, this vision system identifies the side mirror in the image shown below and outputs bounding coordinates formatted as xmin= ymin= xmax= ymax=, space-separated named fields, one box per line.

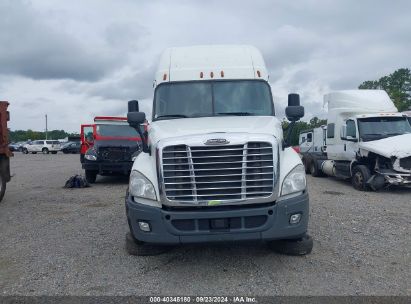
xmin=127 ymin=112 xmax=146 ymax=127
xmin=128 ymin=100 xmax=139 ymax=112
xmin=285 ymin=93 xmax=304 ymax=122
xmin=127 ymin=100 xmax=149 ymax=154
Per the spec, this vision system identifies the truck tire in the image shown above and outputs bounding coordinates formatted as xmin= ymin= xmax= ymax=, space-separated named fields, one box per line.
xmin=42 ymin=148 xmax=49 ymax=154
xmin=269 ymin=234 xmax=313 ymax=256
xmin=85 ymin=170 xmax=97 ymax=183
xmin=22 ymin=148 xmax=28 ymax=154
xmin=309 ymin=159 xmax=323 ymax=177
xmin=302 ymin=157 xmax=311 ymax=174
xmin=125 ymin=232 xmax=170 ymax=256
xmin=0 ymin=173 xmax=6 ymax=202
xmin=352 ymin=165 xmax=371 ymax=191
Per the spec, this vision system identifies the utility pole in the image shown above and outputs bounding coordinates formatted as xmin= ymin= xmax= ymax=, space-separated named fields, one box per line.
xmin=45 ymin=114 xmax=48 ymax=140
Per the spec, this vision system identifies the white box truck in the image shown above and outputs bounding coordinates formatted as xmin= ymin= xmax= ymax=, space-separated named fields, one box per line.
xmin=300 ymin=90 xmax=411 ymax=190
xmin=124 ymin=45 xmax=313 ymax=256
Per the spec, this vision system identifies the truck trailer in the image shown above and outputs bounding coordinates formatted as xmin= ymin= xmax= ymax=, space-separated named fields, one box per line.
xmin=124 ymin=45 xmax=312 ymax=256
xmin=300 ymin=90 xmax=411 ymax=190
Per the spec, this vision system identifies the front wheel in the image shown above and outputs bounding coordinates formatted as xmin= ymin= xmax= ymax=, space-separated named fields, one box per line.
xmin=85 ymin=170 xmax=97 ymax=183
xmin=22 ymin=148 xmax=28 ymax=154
xmin=352 ymin=165 xmax=371 ymax=191
xmin=269 ymin=234 xmax=313 ymax=256
xmin=0 ymin=173 xmax=6 ymax=202
xmin=42 ymin=148 xmax=49 ymax=154
xmin=125 ymin=232 xmax=170 ymax=256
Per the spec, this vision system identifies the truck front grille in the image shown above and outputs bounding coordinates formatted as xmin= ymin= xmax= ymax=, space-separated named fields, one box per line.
xmin=399 ymin=156 xmax=411 ymax=170
xmin=162 ymin=142 xmax=274 ymax=203
xmin=99 ymin=147 xmax=130 ymax=161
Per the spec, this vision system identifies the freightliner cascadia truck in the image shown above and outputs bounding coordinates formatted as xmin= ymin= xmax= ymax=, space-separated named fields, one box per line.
xmin=300 ymin=90 xmax=411 ymax=191
xmin=125 ymin=45 xmax=312 ymax=256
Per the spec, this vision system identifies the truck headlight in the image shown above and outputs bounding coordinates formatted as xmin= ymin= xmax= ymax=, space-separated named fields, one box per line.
xmin=129 ymin=170 xmax=157 ymax=200
xmin=281 ymin=164 xmax=306 ymax=196
xmin=85 ymin=148 xmax=97 ymax=161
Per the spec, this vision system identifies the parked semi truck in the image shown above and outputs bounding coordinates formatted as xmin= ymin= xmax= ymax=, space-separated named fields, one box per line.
xmin=80 ymin=116 xmax=142 ymax=183
xmin=0 ymin=101 xmax=12 ymax=202
xmin=300 ymin=90 xmax=411 ymax=191
xmin=124 ymin=45 xmax=312 ymax=256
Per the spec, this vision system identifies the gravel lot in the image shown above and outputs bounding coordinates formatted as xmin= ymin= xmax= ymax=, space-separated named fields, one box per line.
xmin=0 ymin=153 xmax=410 ymax=296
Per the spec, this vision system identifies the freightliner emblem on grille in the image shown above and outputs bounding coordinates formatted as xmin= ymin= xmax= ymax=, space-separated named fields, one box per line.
xmin=204 ymin=138 xmax=230 ymax=145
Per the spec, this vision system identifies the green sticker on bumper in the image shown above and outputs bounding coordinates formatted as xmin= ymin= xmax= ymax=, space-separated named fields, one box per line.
xmin=208 ymin=200 xmax=221 ymax=206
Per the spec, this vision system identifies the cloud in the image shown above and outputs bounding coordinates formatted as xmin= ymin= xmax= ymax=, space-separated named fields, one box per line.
xmin=0 ymin=0 xmax=140 ymax=81
xmin=1 ymin=0 xmax=410 ymax=131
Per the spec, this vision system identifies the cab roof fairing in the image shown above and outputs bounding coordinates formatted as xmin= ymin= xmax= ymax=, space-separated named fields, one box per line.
xmin=154 ymin=45 xmax=269 ymax=86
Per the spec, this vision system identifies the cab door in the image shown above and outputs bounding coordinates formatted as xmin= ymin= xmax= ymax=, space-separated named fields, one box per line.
xmin=80 ymin=124 xmax=95 ymax=156
xmin=340 ymin=119 xmax=358 ymax=160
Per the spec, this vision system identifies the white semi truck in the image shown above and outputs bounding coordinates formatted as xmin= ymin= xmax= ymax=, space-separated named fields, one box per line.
xmin=124 ymin=45 xmax=313 ymax=256
xmin=300 ymin=90 xmax=411 ymax=191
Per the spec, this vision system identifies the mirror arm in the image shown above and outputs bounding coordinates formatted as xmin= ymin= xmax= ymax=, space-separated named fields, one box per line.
xmin=283 ymin=121 xmax=296 ymax=149
xmin=136 ymin=126 xmax=150 ymax=154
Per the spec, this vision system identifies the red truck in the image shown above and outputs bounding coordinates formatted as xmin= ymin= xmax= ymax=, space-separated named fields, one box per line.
xmin=0 ymin=101 xmax=12 ymax=202
xmin=80 ymin=116 xmax=142 ymax=183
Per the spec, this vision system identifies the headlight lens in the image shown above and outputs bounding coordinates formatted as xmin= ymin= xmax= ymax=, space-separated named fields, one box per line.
xmin=129 ymin=170 xmax=157 ymax=200
xmin=85 ymin=148 xmax=97 ymax=161
xmin=281 ymin=164 xmax=306 ymax=196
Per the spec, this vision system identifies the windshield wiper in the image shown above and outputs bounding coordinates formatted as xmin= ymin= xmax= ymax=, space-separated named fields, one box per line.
xmin=156 ymin=114 xmax=188 ymax=120
xmin=217 ymin=112 xmax=255 ymax=116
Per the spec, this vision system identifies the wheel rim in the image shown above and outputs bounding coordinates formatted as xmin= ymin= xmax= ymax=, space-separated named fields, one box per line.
xmin=354 ymin=172 xmax=363 ymax=187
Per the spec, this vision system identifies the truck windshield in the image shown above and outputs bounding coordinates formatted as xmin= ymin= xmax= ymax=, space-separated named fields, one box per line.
xmin=96 ymin=124 xmax=139 ymax=138
xmin=153 ymin=80 xmax=274 ymax=120
xmin=358 ymin=117 xmax=411 ymax=141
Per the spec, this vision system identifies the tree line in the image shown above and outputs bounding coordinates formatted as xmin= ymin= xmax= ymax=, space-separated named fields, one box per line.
xmin=9 ymin=130 xmax=79 ymax=142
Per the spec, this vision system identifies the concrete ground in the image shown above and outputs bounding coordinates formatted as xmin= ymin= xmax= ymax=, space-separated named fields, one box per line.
xmin=0 ymin=153 xmax=410 ymax=296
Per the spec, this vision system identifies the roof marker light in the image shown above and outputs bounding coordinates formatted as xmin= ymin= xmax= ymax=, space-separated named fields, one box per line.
xmin=257 ymin=70 xmax=261 ymax=77
xmin=210 ymin=71 xmax=214 ymax=78
xmin=221 ymin=71 xmax=224 ymax=78
xmin=200 ymin=72 xmax=203 ymax=78
xmin=163 ymin=73 xmax=167 ymax=81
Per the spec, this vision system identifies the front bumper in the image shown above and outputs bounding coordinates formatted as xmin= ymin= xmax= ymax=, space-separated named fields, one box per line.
xmin=126 ymin=192 xmax=309 ymax=245
xmin=82 ymin=160 xmax=133 ymax=175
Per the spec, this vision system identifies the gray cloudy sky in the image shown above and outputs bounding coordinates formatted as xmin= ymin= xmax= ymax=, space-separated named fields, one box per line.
xmin=1 ymin=0 xmax=410 ymax=132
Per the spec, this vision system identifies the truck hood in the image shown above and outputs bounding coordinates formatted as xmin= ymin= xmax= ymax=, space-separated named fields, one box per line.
xmin=359 ymin=134 xmax=411 ymax=158
xmin=149 ymin=116 xmax=283 ymax=144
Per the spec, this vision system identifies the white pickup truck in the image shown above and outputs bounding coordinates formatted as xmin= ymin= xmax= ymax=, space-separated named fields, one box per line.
xmin=124 ymin=45 xmax=313 ymax=256
xmin=300 ymin=90 xmax=411 ymax=191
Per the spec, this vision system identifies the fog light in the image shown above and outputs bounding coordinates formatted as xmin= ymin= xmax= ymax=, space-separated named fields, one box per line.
xmin=138 ymin=221 xmax=151 ymax=232
xmin=290 ymin=213 xmax=302 ymax=224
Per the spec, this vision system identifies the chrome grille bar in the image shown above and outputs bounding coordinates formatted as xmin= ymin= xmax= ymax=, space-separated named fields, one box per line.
xmin=160 ymin=138 xmax=277 ymax=205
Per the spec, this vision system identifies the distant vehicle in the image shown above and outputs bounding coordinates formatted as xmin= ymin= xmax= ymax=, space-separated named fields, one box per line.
xmin=0 ymin=101 xmax=12 ymax=202
xmin=300 ymin=90 xmax=411 ymax=190
xmin=61 ymin=141 xmax=81 ymax=154
xmin=9 ymin=143 xmax=18 ymax=152
xmin=22 ymin=140 xmax=61 ymax=154
xmin=80 ymin=117 xmax=142 ymax=183
xmin=8 ymin=141 xmax=26 ymax=152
